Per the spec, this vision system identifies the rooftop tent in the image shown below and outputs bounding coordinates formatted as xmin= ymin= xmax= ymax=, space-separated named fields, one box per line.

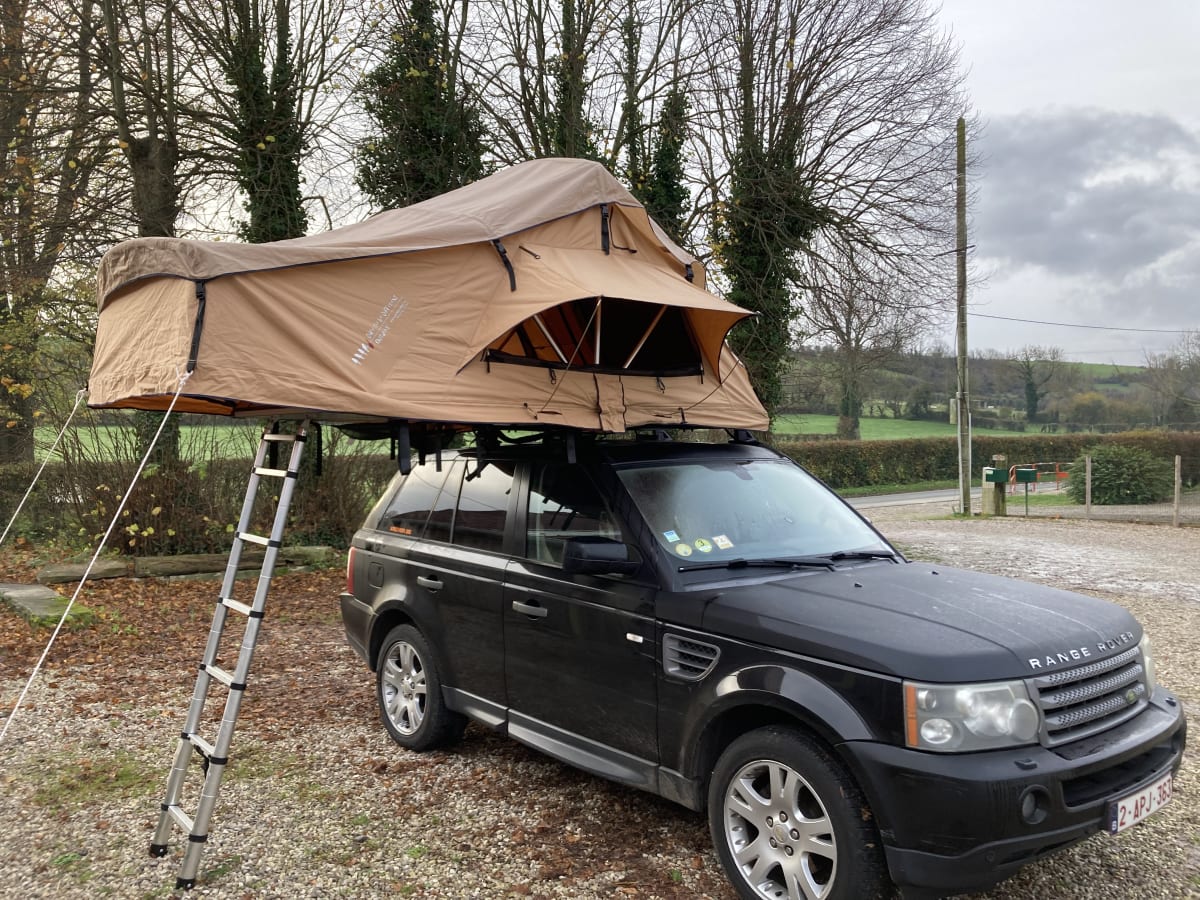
xmin=89 ymin=157 xmax=769 ymax=432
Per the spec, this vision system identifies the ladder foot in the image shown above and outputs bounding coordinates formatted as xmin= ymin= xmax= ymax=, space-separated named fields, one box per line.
xmin=176 ymin=877 xmax=197 ymax=890
xmin=149 ymin=843 xmax=168 ymax=858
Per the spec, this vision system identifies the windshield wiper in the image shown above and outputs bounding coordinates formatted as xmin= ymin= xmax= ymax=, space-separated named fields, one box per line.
xmin=826 ymin=549 xmax=898 ymax=562
xmin=679 ymin=556 xmax=837 ymax=573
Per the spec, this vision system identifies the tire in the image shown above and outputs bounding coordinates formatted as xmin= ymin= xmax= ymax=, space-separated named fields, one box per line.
xmin=375 ymin=624 xmax=466 ymax=751
xmin=708 ymin=726 xmax=890 ymax=900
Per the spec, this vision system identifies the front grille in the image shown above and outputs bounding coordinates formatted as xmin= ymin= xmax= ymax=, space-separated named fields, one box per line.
xmin=1031 ymin=647 xmax=1148 ymax=747
xmin=663 ymin=635 xmax=719 ymax=681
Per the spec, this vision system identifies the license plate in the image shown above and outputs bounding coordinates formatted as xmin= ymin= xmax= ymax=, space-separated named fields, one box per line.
xmin=1107 ymin=772 xmax=1172 ymax=834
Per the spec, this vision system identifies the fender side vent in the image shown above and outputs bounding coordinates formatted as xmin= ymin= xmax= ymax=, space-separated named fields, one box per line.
xmin=663 ymin=635 xmax=719 ymax=681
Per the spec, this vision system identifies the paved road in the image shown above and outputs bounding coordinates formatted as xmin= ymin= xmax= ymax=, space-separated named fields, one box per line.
xmin=847 ymin=486 xmax=982 ymax=510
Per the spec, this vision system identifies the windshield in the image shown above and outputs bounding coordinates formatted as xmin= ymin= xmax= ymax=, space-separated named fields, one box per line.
xmin=617 ymin=458 xmax=890 ymax=564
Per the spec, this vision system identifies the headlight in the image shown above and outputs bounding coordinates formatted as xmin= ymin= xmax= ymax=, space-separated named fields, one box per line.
xmin=1139 ymin=635 xmax=1156 ymax=697
xmin=904 ymin=679 xmax=1040 ymax=752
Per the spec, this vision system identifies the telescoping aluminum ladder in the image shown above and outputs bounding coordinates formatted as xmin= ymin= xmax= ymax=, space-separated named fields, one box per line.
xmin=149 ymin=422 xmax=308 ymax=889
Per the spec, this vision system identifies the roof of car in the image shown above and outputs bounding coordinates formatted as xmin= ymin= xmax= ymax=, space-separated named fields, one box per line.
xmin=436 ymin=434 xmax=784 ymax=466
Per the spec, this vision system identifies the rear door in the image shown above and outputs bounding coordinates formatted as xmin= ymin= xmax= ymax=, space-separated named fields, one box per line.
xmin=404 ymin=457 xmax=514 ymax=710
xmin=503 ymin=461 xmax=658 ymax=766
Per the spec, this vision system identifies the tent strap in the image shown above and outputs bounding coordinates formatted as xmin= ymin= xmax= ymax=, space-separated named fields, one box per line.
xmin=600 ymin=203 xmax=610 ymax=254
xmin=187 ymin=281 xmax=208 ymax=373
xmin=491 ymin=240 xmax=516 ymax=291
xmin=394 ymin=421 xmax=411 ymax=475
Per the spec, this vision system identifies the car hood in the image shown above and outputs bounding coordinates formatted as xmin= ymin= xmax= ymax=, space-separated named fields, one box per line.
xmin=694 ymin=561 xmax=1140 ymax=682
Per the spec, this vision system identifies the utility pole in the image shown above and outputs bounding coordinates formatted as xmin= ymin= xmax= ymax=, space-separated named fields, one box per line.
xmin=955 ymin=116 xmax=971 ymax=515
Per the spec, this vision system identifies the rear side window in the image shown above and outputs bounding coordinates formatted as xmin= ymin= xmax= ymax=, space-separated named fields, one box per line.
xmin=423 ymin=460 xmax=464 ymax=544
xmin=526 ymin=463 xmax=624 ymax=565
xmin=453 ymin=460 xmax=516 ymax=553
xmin=376 ymin=462 xmax=450 ymax=537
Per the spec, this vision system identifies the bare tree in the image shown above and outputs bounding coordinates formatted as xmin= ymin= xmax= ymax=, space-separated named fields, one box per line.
xmin=95 ymin=0 xmax=200 ymax=461
xmin=1010 ymin=345 xmax=1068 ymax=423
xmin=463 ymin=1 xmax=697 ymax=168
xmin=180 ymin=0 xmax=368 ymax=237
xmin=0 ymin=0 xmax=116 ymax=462
xmin=798 ymin=245 xmax=939 ymax=437
xmin=97 ymin=0 xmax=185 ymax=238
xmin=697 ymin=0 xmax=969 ymax=417
xmin=1144 ymin=333 xmax=1200 ymax=424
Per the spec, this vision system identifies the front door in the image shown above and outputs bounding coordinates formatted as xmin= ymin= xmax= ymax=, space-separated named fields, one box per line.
xmin=503 ymin=461 xmax=658 ymax=765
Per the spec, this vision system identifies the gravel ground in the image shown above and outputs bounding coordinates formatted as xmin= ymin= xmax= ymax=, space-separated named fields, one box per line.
xmin=1 ymin=507 xmax=1196 ymax=900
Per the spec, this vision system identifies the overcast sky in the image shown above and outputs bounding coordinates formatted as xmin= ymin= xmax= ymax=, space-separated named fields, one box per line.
xmin=933 ymin=1 xmax=1200 ymax=366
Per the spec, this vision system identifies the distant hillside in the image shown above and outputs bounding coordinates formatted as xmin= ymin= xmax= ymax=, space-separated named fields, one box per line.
xmin=781 ymin=349 xmax=1188 ymax=431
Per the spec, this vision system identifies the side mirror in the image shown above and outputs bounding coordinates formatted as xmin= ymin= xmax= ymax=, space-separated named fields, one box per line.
xmin=562 ymin=536 xmax=641 ymax=576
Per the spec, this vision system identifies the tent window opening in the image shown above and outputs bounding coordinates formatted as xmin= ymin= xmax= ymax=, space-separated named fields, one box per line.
xmin=485 ymin=298 xmax=703 ymax=377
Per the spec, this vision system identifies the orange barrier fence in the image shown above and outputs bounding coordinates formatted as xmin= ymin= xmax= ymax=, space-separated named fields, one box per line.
xmin=1008 ymin=462 xmax=1070 ymax=492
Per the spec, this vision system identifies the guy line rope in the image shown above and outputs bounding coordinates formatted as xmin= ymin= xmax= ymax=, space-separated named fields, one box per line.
xmin=0 ymin=389 xmax=88 ymax=548
xmin=0 ymin=371 xmax=191 ymax=747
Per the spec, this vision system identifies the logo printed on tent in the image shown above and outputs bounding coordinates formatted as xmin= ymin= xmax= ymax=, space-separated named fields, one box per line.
xmin=352 ymin=295 xmax=409 ymax=365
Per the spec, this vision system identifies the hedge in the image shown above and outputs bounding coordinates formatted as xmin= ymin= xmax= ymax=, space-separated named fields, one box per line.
xmin=777 ymin=431 xmax=1200 ymax=490
xmin=1 ymin=453 xmax=397 ymax=554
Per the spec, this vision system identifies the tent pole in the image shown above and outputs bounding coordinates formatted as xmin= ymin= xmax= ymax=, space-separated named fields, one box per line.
xmin=624 ymin=306 xmax=667 ymax=368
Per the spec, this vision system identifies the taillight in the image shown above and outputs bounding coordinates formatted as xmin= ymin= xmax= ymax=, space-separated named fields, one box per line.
xmin=346 ymin=546 xmax=356 ymax=595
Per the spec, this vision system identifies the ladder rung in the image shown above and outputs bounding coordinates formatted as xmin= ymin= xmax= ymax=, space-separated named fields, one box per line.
xmin=150 ymin=419 xmax=309 ymax=888
xmin=203 ymin=664 xmax=236 ymax=688
xmin=187 ymin=733 xmax=216 ymax=758
xmin=167 ymin=804 xmax=195 ymax=834
xmin=220 ymin=597 xmax=255 ymax=617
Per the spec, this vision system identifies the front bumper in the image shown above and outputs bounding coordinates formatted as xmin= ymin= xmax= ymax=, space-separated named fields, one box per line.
xmin=841 ymin=690 xmax=1186 ymax=896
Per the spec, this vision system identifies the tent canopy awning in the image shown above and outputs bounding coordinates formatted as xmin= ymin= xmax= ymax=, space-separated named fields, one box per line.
xmin=467 ymin=245 xmax=749 ymax=376
xmin=89 ymin=158 xmax=769 ymax=433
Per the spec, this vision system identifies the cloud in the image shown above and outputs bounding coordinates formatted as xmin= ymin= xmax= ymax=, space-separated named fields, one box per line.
xmin=976 ymin=108 xmax=1200 ymax=281
xmin=969 ymin=108 xmax=1200 ymax=340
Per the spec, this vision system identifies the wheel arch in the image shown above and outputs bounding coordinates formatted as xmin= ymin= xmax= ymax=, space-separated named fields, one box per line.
xmin=682 ymin=665 xmax=877 ymax=791
xmin=367 ymin=599 xmax=431 ymax=672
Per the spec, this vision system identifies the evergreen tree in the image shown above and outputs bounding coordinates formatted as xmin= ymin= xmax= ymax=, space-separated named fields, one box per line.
xmin=619 ymin=6 xmax=689 ymax=245
xmin=717 ymin=144 xmax=819 ymax=419
xmin=357 ymin=0 xmax=487 ymax=209
xmin=549 ymin=0 xmax=601 ymax=161
xmin=620 ymin=6 xmax=645 ymax=187
xmin=640 ymin=87 xmax=690 ymax=245
xmin=224 ymin=4 xmax=309 ymax=243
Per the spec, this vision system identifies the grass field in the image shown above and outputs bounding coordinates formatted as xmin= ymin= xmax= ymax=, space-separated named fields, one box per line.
xmin=773 ymin=413 xmax=1021 ymax=440
xmin=33 ymin=423 xmax=389 ymax=462
xmin=32 ymin=415 xmax=1032 ymax=461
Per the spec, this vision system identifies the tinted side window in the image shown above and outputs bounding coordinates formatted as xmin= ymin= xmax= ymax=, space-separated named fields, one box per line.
xmin=453 ymin=460 xmax=516 ymax=554
xmin=423 ymin=460 xmax=464 ymax=545
xmin=526 ymin=463 xmax=624 ymax=565
xmin=376 ymin=461 xmax=449 ymax=537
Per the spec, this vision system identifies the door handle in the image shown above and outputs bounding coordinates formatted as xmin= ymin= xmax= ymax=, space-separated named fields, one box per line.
xmin=511 ymin=599 xmax=549 ymax=619
xmin=416 ymin=575 xmax=443 ymax=591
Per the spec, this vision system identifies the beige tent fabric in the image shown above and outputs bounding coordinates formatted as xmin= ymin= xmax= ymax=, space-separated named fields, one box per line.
xmin=89 ymin=158 xmax=768 ymax=431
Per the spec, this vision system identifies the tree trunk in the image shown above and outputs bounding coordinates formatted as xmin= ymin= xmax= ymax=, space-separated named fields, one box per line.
xmin=129 ymin=135 xmax=180 ymax=238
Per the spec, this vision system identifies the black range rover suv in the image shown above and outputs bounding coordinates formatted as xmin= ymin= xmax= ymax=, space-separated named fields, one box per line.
xmin=339 ymin=431 xmax=1186 ymax=899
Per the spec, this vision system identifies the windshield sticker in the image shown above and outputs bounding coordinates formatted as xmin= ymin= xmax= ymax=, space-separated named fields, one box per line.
xmin=713 ymin=534 xmax=733 ymax=550
xmin=675 ymin=543 xmax=693 ymax=557
xmin=663 ymin=530 xmax=680 ymax=543
xmin=694 ymin=538 xmax=713 ymax=553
